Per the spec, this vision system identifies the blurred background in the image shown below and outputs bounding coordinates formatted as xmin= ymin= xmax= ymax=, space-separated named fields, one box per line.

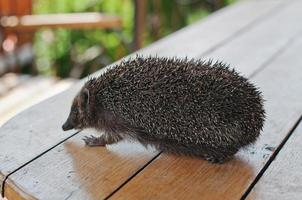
xmin=0 ymin=0 xmax=235 ymax=126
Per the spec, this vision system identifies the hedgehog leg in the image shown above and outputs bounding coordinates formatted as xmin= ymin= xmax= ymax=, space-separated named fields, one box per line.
xmin=203 ymin=154 xmax=232 ymax=164
xmin=203 ymin=148 xmax=237 ymax=164
xmin=83 ymin=135 xmax=107 ymax=146
xmin=83 ymin=133 xmax=123 ymax=147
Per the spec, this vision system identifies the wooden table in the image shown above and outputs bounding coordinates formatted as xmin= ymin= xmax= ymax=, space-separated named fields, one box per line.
xmin=1 ymin=13 xmax=122 ymax=31
xmin=1 ymin=0 xmax=302 ymax=199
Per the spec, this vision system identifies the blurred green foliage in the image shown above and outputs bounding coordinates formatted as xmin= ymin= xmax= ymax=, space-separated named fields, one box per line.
xmin=33 ymin=0 xmax=235 ymax=78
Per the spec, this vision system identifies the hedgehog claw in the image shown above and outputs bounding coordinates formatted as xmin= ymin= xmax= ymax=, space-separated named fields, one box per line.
xmin=204 ymin=154 xmax=228 ymax=164
xmin=82 ymin=135 xmax=106 ymax=147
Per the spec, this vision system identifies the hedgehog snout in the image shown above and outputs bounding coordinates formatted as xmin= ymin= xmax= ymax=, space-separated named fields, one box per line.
xmin=62 ymin=119 xmax=74 ymax=131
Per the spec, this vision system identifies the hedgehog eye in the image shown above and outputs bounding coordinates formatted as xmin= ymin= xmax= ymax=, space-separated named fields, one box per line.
xmin=72 ymin=107 xmax=78 ymax=114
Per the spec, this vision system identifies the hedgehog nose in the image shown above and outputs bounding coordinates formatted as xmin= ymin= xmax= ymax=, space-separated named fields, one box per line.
xmin=62 ymin=121 xmax=73 ymax=131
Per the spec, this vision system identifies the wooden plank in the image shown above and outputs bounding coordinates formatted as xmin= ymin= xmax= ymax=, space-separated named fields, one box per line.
xmin=0 ymin=77 xmax=74 ymax=126
xmin=247 ymin=120 xmax=302 ymax=200
xmin=5 ymin=132 xmax=158 ymax=200
xmin=0 ymin=77 xmax=56 ymax=125
xmin=1 ymin=13 xmax=122 ymax=31
xmin=0 ymin=83 xmax=82 ymax=194
xmin=0 ymin=0 xmax=291 ymax=198
xmin=106 ymin=30 xmax=302 ymax=199
xmin=139 ymin=0 xmax=289 ymax=58
xmin=201 ymin=0 xmax=302 ymax=76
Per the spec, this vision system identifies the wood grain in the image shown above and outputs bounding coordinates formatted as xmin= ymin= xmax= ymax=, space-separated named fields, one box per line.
xmin=0 ymin=76 xmax=74 ymax=126
xmin=5 ymin=181 xmax=35 ymax=200
xmin=139 ymin=0 xmax=288 ymax=58
xmin=0 ymin=82 xmax=82 ymax=195
xmin=1 ymin=13 xmax=122 ymax=31
xmin=247 ymin=121 xmax=302 ymax=200
xmin=0 ymin=0 xmax=293 ymax=199
xmin=6 ymin=131 xmax=158 ymax=200
xmin=202 ymin=0 xmax=302 ymax=76
xmin=109 ymin=6 xmax=302 ymax=200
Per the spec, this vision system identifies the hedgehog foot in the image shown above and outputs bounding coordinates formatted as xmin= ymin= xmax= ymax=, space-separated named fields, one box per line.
xmin=83 ymin=135 xmax=106 ymax=146
xmin=203 ymin=154 xmax=232 ymax=164
xmin=83 ymin=133 xmax=123 ymax=147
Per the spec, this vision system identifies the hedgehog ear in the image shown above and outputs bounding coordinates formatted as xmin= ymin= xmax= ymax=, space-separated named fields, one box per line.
xmin=81 ymin=88 xmax=90 ymax=109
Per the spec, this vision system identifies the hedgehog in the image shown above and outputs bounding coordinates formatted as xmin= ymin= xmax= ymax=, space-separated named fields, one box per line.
xmin=62 ymin=56 xmax=265 ymax=163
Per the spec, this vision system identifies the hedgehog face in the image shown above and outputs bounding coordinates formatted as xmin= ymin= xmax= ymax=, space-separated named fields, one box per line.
xmin=62 ymin=88 xmax=91 ymax=131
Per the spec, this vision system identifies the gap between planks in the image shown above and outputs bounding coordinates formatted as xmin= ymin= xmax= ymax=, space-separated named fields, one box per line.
xmin=247 ymin=117 xmax=302 ymax=199
xmin=241 ymin=115 xmax=302 ymax=199
xmin=198 ymin=0 xmax=291 ymax=58
xmin=1 ymin=131 xmax=80 ymax=198
xmin=1 ymin=0 xmax=295 ymax=199
xmin=106 ymin=1 xmax=302 ymax=199
xmin=107 ymin=29 xmax=302 ymax=200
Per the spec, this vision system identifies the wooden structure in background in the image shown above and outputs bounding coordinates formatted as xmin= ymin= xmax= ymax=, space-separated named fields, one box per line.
xmin=1 ymin=13 xmax=121 ymax=31
xmin=1 ymin=0 xmax=302 ymax=199
xmin=0 ymin=0 xmax=33 ymax=48
xmin=134 ymin=0 xmax=147 ymax=50
xmin=0 ymin=0 xmax=122 ymax=75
